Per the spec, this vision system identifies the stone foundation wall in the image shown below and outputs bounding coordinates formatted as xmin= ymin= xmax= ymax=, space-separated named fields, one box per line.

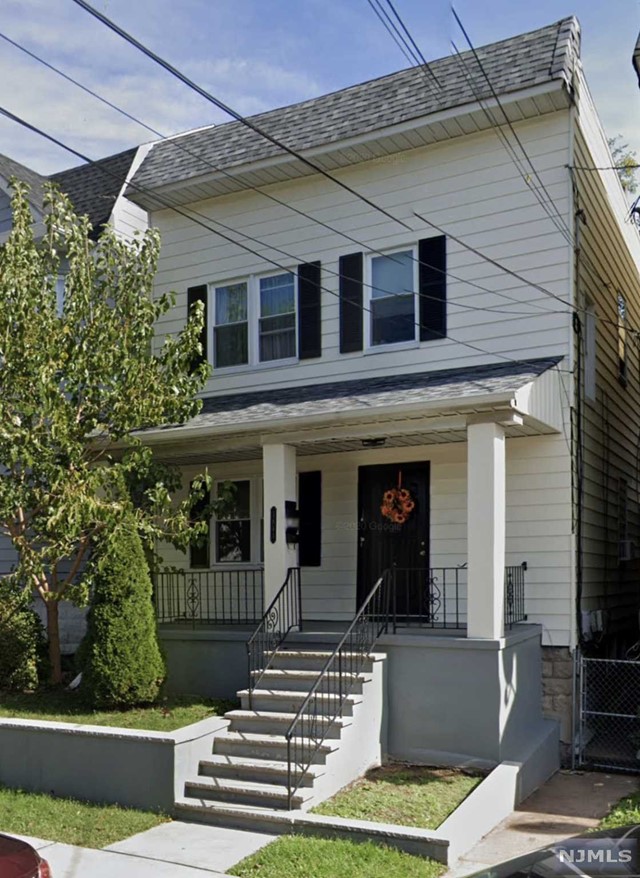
xmin=542 ymin=646 xmax=574 ymax=747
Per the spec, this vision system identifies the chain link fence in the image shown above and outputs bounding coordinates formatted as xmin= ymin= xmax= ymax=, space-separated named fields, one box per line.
xmin=576 ymin=656 xmax=640 ymax=773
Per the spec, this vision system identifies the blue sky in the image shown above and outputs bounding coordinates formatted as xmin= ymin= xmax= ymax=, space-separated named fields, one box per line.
xmin=1 ymin=0 xmax=639 ymax=175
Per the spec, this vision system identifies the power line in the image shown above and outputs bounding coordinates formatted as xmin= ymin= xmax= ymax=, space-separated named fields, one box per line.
xmin=70 ymin=0 xmax=414 ymax=234
xmin=11 ymin=10 xmax=625 ymax=340
xmin=451 ymin=6 xmax=574 ymax=248
xmin=0 ymin=27 xmax=564 ymax=318
xmin=0 ymin=104 xmax=574 ymax=375
xmin=382 ymin=0 xmax=442 ymax=88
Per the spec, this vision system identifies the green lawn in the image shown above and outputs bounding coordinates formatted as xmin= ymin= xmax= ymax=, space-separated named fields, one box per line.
xmin=229 ymin=835 xmax=445 ymax=878
xmin=0 ymin=690 xmax=236 ymax=731
xmin=311 ymin=763 xmax=482 ymax=829
xmin=0 ymin=785 xmax=167 ymax=848
xmin=599 ymin=790 xmax=640 ymax=830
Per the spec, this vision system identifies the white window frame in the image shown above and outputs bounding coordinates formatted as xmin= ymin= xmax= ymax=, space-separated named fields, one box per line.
xmin=364 ymin=245 xmax=419 ymax=351
xmin=209 ymin=271 xmax=298 ymax=372
xmin=213 ymin=477 xmax=263 ymax=565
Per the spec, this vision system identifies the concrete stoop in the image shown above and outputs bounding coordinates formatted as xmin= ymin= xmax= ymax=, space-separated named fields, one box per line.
xmin=176 ymin=650 xmax=387 ymax=827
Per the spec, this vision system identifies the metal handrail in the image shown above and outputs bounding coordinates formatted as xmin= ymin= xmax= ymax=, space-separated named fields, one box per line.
xmin=247 ymin=567 xmax=302 ymax=708
xmin=284 ymin=569 xmax=391 ymax=808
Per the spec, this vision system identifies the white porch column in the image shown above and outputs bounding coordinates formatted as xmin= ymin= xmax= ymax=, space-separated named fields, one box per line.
xmin=467 ymin=420 xmax=506 ymax=639
xmin=262 ymin=442 xmax=298 ymax=608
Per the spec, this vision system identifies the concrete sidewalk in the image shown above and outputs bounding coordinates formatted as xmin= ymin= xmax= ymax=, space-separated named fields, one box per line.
xmin=17 ymin=821 xmax=275 ymax=878
xmin=448 ymin=771 xmax=640 ymax=878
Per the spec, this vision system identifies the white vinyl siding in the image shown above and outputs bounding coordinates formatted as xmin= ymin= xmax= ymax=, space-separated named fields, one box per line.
xmin=151 ymin=111 xmax=573 ymax=391
xmin=572 ymin=73 xmax=640 ymax=638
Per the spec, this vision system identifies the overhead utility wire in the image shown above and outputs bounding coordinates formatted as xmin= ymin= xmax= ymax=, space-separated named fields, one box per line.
xmin=63 ymin=3 xmax=629 ymax=336
xmin=0 ymin=104 xmax=574 ymax=374
xmin=382 ymin=0 xmax=442 ymax=87
xmin=0 ymin=29 xmax=550 ymax=318
xmin=451 ymin=5 xmax=574 ymax=247
xmin=365 ymin=0 xmax=438 ymax=96
xmin=73 ymin=0 xmax=604 ymax=330
xmin=67 ymin=0 xmax=607 ymax=326
xmin=70 ymin=0 xmax=414 ymax=234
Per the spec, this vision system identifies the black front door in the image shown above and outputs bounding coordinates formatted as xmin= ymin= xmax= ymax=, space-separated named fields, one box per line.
xmin=357 ymin=462 xmax=430 ymax=616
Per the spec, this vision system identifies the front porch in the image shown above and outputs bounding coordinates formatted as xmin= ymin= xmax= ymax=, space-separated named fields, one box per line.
xmin=153 ymin=562 xmax=528 ymax=633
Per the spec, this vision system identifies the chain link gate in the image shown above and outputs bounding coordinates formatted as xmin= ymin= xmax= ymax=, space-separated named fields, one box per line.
xmin=575 ymin=655 xmax=640 ymax=773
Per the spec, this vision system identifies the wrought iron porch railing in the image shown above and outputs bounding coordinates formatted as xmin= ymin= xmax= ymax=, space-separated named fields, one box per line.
xmin=154 ymin=568 xmax=264 ymax=628
xmin=284 ymin=569 xmax=392 ymax=808
xmin=389 ymin=563 xmax=527 ymax=631
xmin=504 ymin=562 xmax=528 ymax=628
xmin=247 ymin=567 xmax=302 ymax=706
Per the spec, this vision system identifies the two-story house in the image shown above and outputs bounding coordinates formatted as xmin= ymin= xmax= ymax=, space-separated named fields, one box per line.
xmin=3 ymin=14 xmax=640 ymax=826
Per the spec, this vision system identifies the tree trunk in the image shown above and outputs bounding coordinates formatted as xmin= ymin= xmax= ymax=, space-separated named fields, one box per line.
xmin=46 ymin=600 xmax=63 ymax=685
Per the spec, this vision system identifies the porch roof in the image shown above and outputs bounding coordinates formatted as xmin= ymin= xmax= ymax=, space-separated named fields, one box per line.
xmin=142 ymin=357 xmax=564 ymax=459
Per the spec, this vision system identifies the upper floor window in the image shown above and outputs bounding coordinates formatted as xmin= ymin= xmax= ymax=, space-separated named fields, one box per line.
xmin=259 ymin=273 xmax=296 ymax=361
xmin=618 ymin=293 xmax=627 ymax=385
xmin=368 ymin=249 xmax=416 ymax=346
xmin=214 ymin=282 xmax=248 ymax=368
xmin=212 ymin=272 xmax=297 ymax=369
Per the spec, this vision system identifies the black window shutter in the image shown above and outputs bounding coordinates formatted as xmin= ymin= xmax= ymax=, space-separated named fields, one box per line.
xmin=189 ymin=482 xmax=211 ymax=569
xmin=418 ymin=236 xmax=447 ymax=342
xmin=187 ymin=285 xmax=208 ymax=369
xmin=339 ymin=253 xmax=363 ymax=353
xmin=298 ymin=471 xmax=322 ymax=567
xmin=297 ymin=261 xmax=322 ymax=359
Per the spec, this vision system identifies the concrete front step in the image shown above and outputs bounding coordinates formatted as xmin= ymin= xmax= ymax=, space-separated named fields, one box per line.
xmin=213 ymin=731 xmax=338 ymax=762
xmin=175 ymin=797 xmax=292 ymax=832
xmin=199 ymin=754 xmax=323 ymax=787
xmin=251 ymin=668 xmax=369 ymax=693
xmin=184 ymin=775 xmax=310 ymax=810
xmin=238 ymin=689 xmax=361 ymax=716
xmin=265 ymin=649 xmax=378 ymax=673
xmin=225 ymin=709 xmax=350 ymax=738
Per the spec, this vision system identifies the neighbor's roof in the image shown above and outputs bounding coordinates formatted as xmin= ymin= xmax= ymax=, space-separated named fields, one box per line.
xmin=0 ymin=154 xmax=48 ymax=213
xmin=130 ymin=17 xmax=580 ymax=196
xmin=152 ymin=357 xmax=562 ymax=436
xmin=50 ymin=148 xmax=138 ymax=238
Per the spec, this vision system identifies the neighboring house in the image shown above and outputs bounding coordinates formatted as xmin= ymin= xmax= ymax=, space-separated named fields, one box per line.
xmin=0 ymin=145 xmax=150 ymax=652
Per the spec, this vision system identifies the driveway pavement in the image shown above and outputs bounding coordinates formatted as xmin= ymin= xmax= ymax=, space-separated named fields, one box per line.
xmin=16 ymin=821 xmax=275 ymax=878
xmin=447 ymin=770 xmax=640 ymax=878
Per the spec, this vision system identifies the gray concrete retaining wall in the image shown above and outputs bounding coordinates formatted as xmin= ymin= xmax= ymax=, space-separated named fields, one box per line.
xmin=0 ymin=715 xmax=228 ymax=811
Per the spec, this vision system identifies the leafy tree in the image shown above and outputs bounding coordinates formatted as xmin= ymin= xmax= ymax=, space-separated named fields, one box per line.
xmin=79 ymin=512 xmax=165 ymax=708
xmin=608 ymin=135 xmax=639 ymax=194
xmin=0 ymin=182 xmax=217 ymax=684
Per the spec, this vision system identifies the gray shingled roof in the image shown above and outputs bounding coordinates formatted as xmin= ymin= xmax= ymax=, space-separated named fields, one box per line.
xmin=50 ymin=148 xmax=137 ymax=238
xmin=131 ymin=17 xmax=579 ymax=194
xmin=158 ymin=357 xmax=561 ymax=434
xmin=0 ymin=154 xmax=48 ymax=213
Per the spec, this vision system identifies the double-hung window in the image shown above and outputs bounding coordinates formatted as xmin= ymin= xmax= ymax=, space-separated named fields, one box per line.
xmin=368 ymin=249 xmax=416 ymax=346
xmin=259 ymin=273 xmax=296 ymax=361
xmin=211 ymin=273 xmax=297 ymax=368
xmin=216 ymin=479 xmax=252 ymax=563
xmin=214 ymin=282 xmax=248 ymax=368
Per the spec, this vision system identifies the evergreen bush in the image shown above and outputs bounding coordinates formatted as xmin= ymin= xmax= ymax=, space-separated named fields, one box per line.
xmin=0 ymin=593 xmax=47 ymax=691
xmin=79 ymin=516 xmax=166 ymax=708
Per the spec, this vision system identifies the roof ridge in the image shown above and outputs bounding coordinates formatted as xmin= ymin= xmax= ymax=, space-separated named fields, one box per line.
xmin=164 ymin=17 xmax=578 ymax=147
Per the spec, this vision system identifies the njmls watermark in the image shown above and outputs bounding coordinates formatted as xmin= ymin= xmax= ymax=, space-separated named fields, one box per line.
xmin=550 ymin=839 xmax=639 ymax=876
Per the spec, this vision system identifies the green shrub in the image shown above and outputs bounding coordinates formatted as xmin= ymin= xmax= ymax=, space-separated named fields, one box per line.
xmin=79 ymin=516 xmax=166 ymax=708
xmin=0 ymin=599 xmax=47 ymax=691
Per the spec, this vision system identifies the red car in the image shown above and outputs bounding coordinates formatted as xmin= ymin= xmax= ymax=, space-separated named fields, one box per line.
xmin=0 ymin=834 xmax=50 ymax=878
